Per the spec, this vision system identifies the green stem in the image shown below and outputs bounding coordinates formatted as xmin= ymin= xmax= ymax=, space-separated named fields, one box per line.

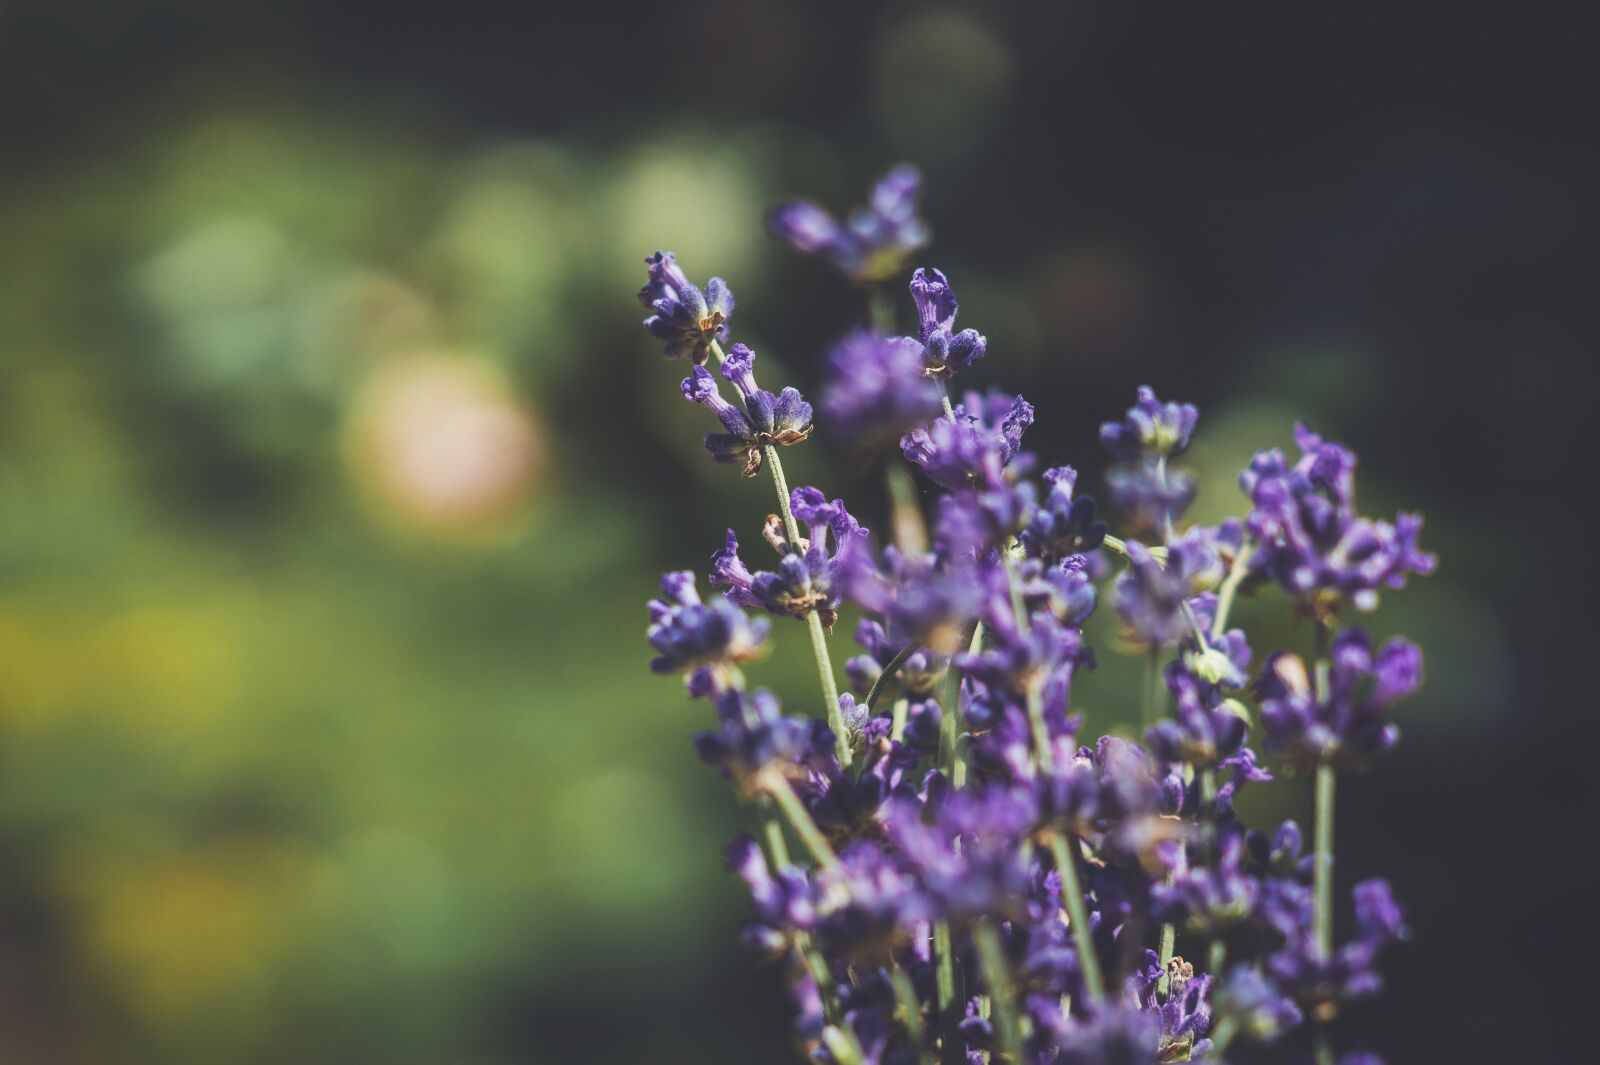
xmin=1209 ymin=542 xmax=1256 ymax=640
xmin=1312 ymin=620 xmax=1336 ymax=1065
xmin=1209 ymin=1017 xmax=1238 ymax=1057
xmin=823 ymin=1024 xmax=869 ymax=1065
xmin=869 ymin=286 xmax=896 ymax=335
xmin=890 ymin=696 xmax=910 ymax=743
xmin=760 ymin=800 xmax=791 ymax=869
xmin=867 ymin=640 xmax=922 ymax=711
xmin=1049 ymin=833 xmax=1106 ymax=1003
xmin=890 ymin=960 xmax=927 ymax=1051
xmin=1155 ymin=919 xmax=1176 ymax=998
xmin=765 ymin=444 xmax=851 ymax=767
xmin=973 ymin=919 xmax=1025 ymax=1062
xmin=933 ymin=919 xmax=962 ymax=1065
xmin=933 ymin=377 xmax=957 ymax=421
xmin=1156 ymin=455 xmax=1176 ymax=540
xmin=1001 ymin=547 xmax=1053 ymax=771
xmin=885 ymin=462 xmax=928 ymax=555
xmin=1314 ymin=763 xmax=1336 ymax=960
xmin=763 ymin=772 xmax=839 ymax=873
xmin=1141 ymin=647 xmax=1164 ymax=727
xmin=1208 ymin=936 xmax=1226 ymax=976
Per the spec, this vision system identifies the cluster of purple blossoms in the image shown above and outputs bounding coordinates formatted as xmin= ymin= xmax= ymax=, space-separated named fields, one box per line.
xmin=639 ymin=250 xmax=735 ymax=362
xmin=769 ymin=165 xmax=930 ymax=284
xmin=638 ymin=167 xmax=1431 ymax=1065
xmin=681 ymin=343 xmax=813 ymax=476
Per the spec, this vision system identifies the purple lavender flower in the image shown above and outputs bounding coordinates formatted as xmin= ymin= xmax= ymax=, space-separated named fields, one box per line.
xmin=1153 ymin=830 xmax=1259 ymax=937
xmin=680 ymin=345 xmax=813 ymax=476
xmin=726 ymin=835 xmax=815 ymax=956
xmin=1246 ymin=819 xmax=1313 ymax=882
xmin=1242 ymin=424 xmax=1437 ymax=612
xmin=1257 ymin=628 xmax=1423 ymax=769
xmin=1145 ymin=670 xmax=1251 ymax=770
xmin=1100 ymin=385 xmax=1199 ymax=462
xmin=639 ymin=251 xmax=735 ymax=362
xmin=1264 ymin=878 xmax=1408 ymax=1015
xmin=908 ymin=268 xmax=988 ymax=377
xmin=820 ymin=330 xmax=941 ymax=446
xmin=711 ymin=486 xmax=866 ymax=631
xmin=767 ymin=165 xmax=930 ymax=283
xmin=1049 ymin=1005 xmax=1163 ymax=1065
xmin=901 ymin=391 xmax=1034 ymax=492
xmin=1021 ymin=466 xmax=1108 ymax=565
xmin=1212 ymin=965 xmax=1303 ymax=1043
xmin=1112 ymin=529 xmax=1224 ymax=647
xmin=885 ymin=789 xmax=1036 ymax=919
xmin=811 ymin=841 xmax=926 ymax=962
xmin=836 ymin=539 xmax=981 ymax=654
xmin=845 ymin=618 xmax=948 ymax=701
xmin=646 ymin=570 xmax=771 ymax=685
xmin=695 ymin=687 xmax=838 ymax=787
xmin=1105 ymin=461 xmax=1198 ymax=539
xmin=1149 ymin=958 xmax=1215 ymax=1061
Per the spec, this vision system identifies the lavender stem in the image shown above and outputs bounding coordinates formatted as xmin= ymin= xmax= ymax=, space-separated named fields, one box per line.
xmin=764 ymin=443 xmax=851 ymax=767
xmin=1050 ymin=833 xmax=1107 ymax=1003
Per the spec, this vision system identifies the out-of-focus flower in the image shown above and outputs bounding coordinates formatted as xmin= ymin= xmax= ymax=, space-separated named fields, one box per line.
xmin=344 ymin=354 xmax=544 ymax=539
xmin=1257 ymin=628 xmax=1422 ymax=769
xmin=767 ymin=165 xmax=929 ymax=283
xmin=820 ymin=330 xmax=941 ymax=447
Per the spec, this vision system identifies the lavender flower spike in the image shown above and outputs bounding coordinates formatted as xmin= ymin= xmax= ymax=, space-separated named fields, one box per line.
xmin=819 ymin=330 xmax=941 ymax=446
xmin=767 ymin=165 xmax=930 ymax=283
xmin=680 ymin=345 xmax=813 ymax=476
xmin=646 ymin=570 xmax=771 ymax=686
xmin=908 ymin=267 xmax=988 ymax=377
xmin=1100 ymin=384 xmax=1199 ymax=462
xmin=639 ymin=251 xmax=735 ymax=362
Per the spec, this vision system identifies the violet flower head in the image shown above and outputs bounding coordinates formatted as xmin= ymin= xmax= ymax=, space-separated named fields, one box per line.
xmin=767 ymin=165 xmax=930 ymax=283
xmin=680 ymin=345 xmax=812 ymax=476
xmin=820 ymin=330 xmax=941 ymax=446
xmin=1212 ymin=966 xmax=1303 ymax=1044
xmin=1145 ymin=670 xmax=1251 ymax=769
xmin=845 ymin=618 xmax=948 ymax=701
xmin=1105 ymin=461 xmax=1198 ymax=539
xmin=1264 ymin=877 xmax=1408 ymax=1012
xmin=836 ymin=538 xmax=982 ymax=657
xmin=1050 ymin=1005 xmax=1163 ymax=1065
xmin=902 ymin=391 xmax=1034 ymax=492
xmin=710 ymin=487 xmax=866 ymax=631
xmin=1112 ymin=529 xmax=1224 ymax=647
xmin=908 ymin=267 xmax=988 ymax=377
xmin=1153 ymin=830 xmax=1259 ymax=937
xmin=1149 ymin=959 xmax=1215 ymax=1061
xmin=726 ymin=835 xmax=815 ymax=956
xmin=694 ymin=687 xmax=837 ymax=787
xmin=646 ymin=570 xmax=770 ymax=684
xmin=639 ymin=251 xmax=735 ymax=362
xmin=1242 ymin=423 xmax=1437 ymax=611
xmin=1021 ymin=466 xmax=1108 ymax=565
xmin=1100 ymin=385 xmax=1199 ymax=462
xmin=1257 ymin=627 xmax=1423 ymax=769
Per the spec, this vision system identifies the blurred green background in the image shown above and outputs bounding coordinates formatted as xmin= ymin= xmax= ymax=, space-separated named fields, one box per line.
xmin=0 ymin=3 xmax=1586 ymax=1062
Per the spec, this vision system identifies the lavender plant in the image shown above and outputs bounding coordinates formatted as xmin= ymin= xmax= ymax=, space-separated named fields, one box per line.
xmin=640 ymin=168 xmax=1434 ymax=1065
